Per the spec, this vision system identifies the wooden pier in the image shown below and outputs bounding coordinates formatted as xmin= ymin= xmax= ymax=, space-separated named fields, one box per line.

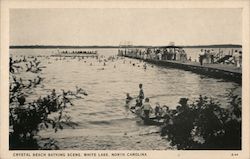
xmin=51 ymin=51 xmax=98 ymax=58
xmin=51 ymin=53 xmax=98 ymax=58
xmin=124 ymin=56 xmax=242 ymax=84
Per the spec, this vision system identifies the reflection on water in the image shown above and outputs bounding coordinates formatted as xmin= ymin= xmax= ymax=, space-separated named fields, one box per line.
xmin=10 ymin=48 xmax=241 ymax=150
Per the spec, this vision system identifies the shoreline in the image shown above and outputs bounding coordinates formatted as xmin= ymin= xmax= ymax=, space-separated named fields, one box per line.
xmin=38 ymin=134 xmax=174 ymax=150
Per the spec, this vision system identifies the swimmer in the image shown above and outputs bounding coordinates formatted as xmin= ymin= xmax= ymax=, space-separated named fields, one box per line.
xmin=125 ymin=93 xmax=133 ymax=104
xmin=76 ymin=86 xmax=88 ymax=96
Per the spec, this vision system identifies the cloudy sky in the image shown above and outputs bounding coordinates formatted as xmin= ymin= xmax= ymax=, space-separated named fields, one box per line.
xmin=10 ymin=8 xmax=242 ymax=46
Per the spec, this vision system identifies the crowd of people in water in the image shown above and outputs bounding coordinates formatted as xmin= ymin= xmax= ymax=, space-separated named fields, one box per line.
xmin=10 ymin=48 xmax=241 ymax=127
xmin=9 ymin=55 xmax=89 ymax=112
xmin=9 ymin=50 xmax=241 ymax=150
xmin=125 ymin=83 xmax=187 ymax=124
xmin=10 ymin=52 xmax=161 ymax=124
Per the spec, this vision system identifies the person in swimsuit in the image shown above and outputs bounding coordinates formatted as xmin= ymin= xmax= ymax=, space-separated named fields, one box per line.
xmin=138 ymin=83 xmax=144 ymax=106
xmin=142 ymin=98 xmax=152 ymax=119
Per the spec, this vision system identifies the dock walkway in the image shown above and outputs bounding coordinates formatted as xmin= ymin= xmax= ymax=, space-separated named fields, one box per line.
xmin=124 ymin=56 xmax=242 ymax=84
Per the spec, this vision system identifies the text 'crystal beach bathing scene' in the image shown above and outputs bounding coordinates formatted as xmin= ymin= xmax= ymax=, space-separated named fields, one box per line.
xmin=9 ymin=8 xmax=242 ymax=150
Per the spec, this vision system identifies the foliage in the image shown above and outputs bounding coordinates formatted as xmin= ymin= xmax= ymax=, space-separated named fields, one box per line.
xmin=161 ymin=94 xmax=241 ymax=150
xmin=9 ymin=56 xmax=86 ymax=150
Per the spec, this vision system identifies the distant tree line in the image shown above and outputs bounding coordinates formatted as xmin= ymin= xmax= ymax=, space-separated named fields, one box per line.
xmin=9 ymin=44 xmax=242 ymax=49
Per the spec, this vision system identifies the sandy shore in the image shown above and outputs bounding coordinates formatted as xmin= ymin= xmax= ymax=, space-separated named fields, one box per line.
xmin=38 ymin=133 xmax=174 ymax=150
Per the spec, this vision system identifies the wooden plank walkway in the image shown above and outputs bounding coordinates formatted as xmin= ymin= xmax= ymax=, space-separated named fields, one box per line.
xmin=166 ymin=60 xmax=241 ymax=74
xmin=124 ymin=56 xmax=242 ymax=84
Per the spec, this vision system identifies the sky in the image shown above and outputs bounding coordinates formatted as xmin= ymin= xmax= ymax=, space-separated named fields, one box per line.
xmin=10 ymin=8 xmax=242 ymax=46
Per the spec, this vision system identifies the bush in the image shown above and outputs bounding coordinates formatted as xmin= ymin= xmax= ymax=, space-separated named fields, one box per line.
xmin=9 ymin=56 xmax=86 ymax=150
xmin=161 ymin=94 xmax=241 ymax=150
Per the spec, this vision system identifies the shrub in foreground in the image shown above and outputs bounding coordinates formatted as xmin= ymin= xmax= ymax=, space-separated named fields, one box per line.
xmin=161 ymin=94 xmax=241 ymax=150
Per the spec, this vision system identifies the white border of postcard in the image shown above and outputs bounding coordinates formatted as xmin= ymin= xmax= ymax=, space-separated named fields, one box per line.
xmin=1 ymin=0 xmax=249 ymax=159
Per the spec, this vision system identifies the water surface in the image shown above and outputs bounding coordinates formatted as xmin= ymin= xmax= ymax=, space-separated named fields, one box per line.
xmin=10 ymin=48 xmax=241 ymax=150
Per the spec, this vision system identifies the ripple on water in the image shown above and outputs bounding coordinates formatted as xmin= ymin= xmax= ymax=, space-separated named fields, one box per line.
xmin=11 ymin=48 xmax=241 ymax=150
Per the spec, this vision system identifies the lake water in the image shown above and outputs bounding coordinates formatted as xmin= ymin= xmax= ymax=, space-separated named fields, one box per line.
xmin=10 ymin=48 xmax=241 ymax=150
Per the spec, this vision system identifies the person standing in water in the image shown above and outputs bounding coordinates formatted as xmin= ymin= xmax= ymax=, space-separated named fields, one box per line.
xmin=138 ymin=83 xmax=144 ymax=106
xmin=142 ymin=98 xmax=152 ymax=120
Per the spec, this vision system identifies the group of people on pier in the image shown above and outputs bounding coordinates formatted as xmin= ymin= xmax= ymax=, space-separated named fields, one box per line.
xmin=198 ymin=49 xmax=242 ymax=67
xmin=233 ymin=50 xmax=242 ymax=68
xmin=119 ymin=46 xmax=242 ymax=68
xmin=119 ymin=47 xmax=188 ymax=62
xmin=198 ymin=49 xmax=216 ymax=65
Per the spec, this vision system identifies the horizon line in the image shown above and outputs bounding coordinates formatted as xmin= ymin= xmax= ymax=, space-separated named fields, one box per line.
xmin=9 ymin=44 xmax=242 ymax=49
